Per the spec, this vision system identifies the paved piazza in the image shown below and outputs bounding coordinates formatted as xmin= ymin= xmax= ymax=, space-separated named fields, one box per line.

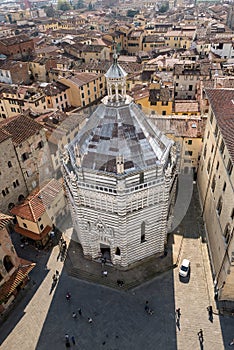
xmin=0 ymin=182 xmax=234 ymax=349
xmin=1 ymin=238 xmax=234 ymax=350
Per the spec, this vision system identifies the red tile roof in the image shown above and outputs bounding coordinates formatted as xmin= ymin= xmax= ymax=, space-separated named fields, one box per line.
xmin=0 ymin=259 xmax=35 ymax=303
xmin=10 ymin=178 xmax=63 ymax=222
xmin=0 ymin=114 xmax=43 ymax=146
xmin=205 ymin=88 xmax=234 ymax=163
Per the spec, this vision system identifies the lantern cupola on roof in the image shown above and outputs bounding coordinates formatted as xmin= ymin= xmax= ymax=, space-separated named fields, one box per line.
xmin=104 ymin=50 xmax=128 ymax=104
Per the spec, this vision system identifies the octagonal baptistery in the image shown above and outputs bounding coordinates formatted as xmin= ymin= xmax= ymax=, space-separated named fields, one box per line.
xmin=62 ymin=56 xmax=178 ymax=268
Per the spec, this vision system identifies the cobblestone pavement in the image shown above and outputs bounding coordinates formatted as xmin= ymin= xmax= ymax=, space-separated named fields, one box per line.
xmin=0 ymin=180 xmax=234 ymax=350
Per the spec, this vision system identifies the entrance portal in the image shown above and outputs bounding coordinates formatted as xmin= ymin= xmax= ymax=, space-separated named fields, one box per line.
xmin=100 ymin=244 xmax=111 ymax=261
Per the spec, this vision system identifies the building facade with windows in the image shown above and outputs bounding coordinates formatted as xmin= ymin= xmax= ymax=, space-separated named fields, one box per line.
xmin=197 ymin=88 xmax=234 ymax=312
xmin=62 ymin=56 xmax=178 ymax=268
xmin=59 ymin=73 xmax=106 ymax=108
xmin=0 ymin=129 xmax=28 ymax=214
xmin=0 ymin=114 xmax=52 ymax=195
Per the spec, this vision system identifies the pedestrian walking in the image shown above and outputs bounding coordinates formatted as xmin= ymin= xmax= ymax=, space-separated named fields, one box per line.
xmin=66 ymin=292 xmax=71 ymax=301
xmin=176 ymin=308 xmax=181 ymax=319
xmin=229 ymin=339 xmax=234 ymax=346
xmin=88 ymin=317 xmax=93 ymax=323
xmin=78 ymin=308 xmax=82 ymax=316
xmin=56 ymin=270 xmax=59 ymax=276
xmin=71 ymin=336 xmax=76 ymax=345
xmin=72 ymin=312 xmax=77 ymax=319
xmin=144 ymin=300 xmax=149 ymax=312
xmin=207 ymin=305 xmax=213 ymax=322
xmin=197 ymin=329 xmax=204 ymax=344
xmin=102 ymin=270 xmax=108 ymax=277
xmin=65 ymin=334 xmax=70 ymax=347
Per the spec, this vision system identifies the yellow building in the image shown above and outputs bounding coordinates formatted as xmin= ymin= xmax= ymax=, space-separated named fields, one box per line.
xmin=164 ymin=30 xmax=195 ymax=50
xmin=59 ymin=72 xmax=106 ymax=108
xmin=126 ymin=29 xmax=144 ymax=55
xmin=197 ymin=88 xmax=234 ymax=312
xmin=148 ymin=115 xmax=204 ymax=175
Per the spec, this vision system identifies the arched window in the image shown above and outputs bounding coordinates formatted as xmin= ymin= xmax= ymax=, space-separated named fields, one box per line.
xmin=18 ymin=194 xmax=25 ymax=202
xmin=115 ymin=247 xmax=121 ymax=256
xmin=141 ymin=221 xmax=146 ymax=243
xmin=224 ymin=224 xmax=232 ymax=244
xmin=211 ymin=175 xmax=216 ymax=192
xmin=3 ymin=255 xmax=14 ymax=272
xmin=38 ymin=141 xmax=44 ymax=149
xmin=217 ymin=197 xmax=223 ymax=216
xmin=8 ymin=202 xmax=15 ymax=210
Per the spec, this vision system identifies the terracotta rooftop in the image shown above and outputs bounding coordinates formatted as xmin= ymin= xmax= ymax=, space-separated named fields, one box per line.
xmin=0 ymin=128 xmax=10 ymax=144
xmin=174 ymin=101 xmax=200 ymax=113
xmin=69 ymin=72 xmax=102 ymax=86
xmin=0 ymin=34 xmax=33 ymax=46
xmin=205 ymin=88 xmax=234 ymax=164
xmin=11 ymin=178 xmax=63 ymax=222
xmin=0 ymin=114 xmax=43 ymax=146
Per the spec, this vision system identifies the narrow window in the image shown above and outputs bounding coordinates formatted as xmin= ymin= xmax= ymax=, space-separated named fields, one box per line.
xmin=203 ymin=144 xmax=207 ymax=159
xmin=220 ymin=140 xmax=225 ymax=154
xmin=211 ymin=175 xmax=216 ymax=192
xmin=223 ymin=182 xmax=226 ymax=192
xmin=217 ymin=197 xmax=223 ymax=216
xmin=227 ymin=159 xmax=233 ymax=176
xmin=141 ymin=221 xmax=146 ymax=243
xmin=224 ymin=224 xmax=231 ymax=244
xmin=207 ymin=158 xmax=211 ymax=174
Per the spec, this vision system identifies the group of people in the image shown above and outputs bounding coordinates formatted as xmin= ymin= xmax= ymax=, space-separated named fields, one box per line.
xmin=57 ymin=238 xmax=67 ymax=262
xmin=65 ymin=334 xmax=75 ymax=348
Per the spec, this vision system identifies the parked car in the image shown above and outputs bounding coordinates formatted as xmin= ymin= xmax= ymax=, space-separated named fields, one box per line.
xmin=179 ymin=259 xmax=190 ymax=278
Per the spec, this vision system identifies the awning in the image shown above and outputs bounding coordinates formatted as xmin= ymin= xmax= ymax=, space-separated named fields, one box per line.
xmin=0 ymin=259 xmax=36 ymax=303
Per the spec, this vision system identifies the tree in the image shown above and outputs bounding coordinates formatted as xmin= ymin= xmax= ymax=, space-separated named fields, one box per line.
xmin=44 ymin=5 xmax=55 ymax=18
xmin=158 ymin=2 xmax=169 ymax=13
xmin=127 ymin=9 xmax=139 ymax=18
xmin=57 ymin=0 xmax=71 ymax=11
xmin=74 ymin=0 xmax=85 ymax=9
xmin=88 ymin=2 xmax=93 ymax=10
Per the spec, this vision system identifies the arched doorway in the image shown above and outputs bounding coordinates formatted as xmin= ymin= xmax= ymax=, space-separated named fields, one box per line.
xmin=3 ymin=255 xmax=14 ymax=272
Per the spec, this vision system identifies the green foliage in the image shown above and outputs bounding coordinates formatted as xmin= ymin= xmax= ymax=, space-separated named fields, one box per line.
xmin=158 ymin=2 xmax=169 ymax=13
xmin=88 ymin=2 xmax=93 ymax=10
xmin=44 ymin=5 xmax=55 ymax=17
xmin=57 ymin=0 xmax=71 ymax=11
xmin=74 ymin=0 xmax=85 ymax=9
xmin=127 ymin=9 xmax=139 ymax=18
